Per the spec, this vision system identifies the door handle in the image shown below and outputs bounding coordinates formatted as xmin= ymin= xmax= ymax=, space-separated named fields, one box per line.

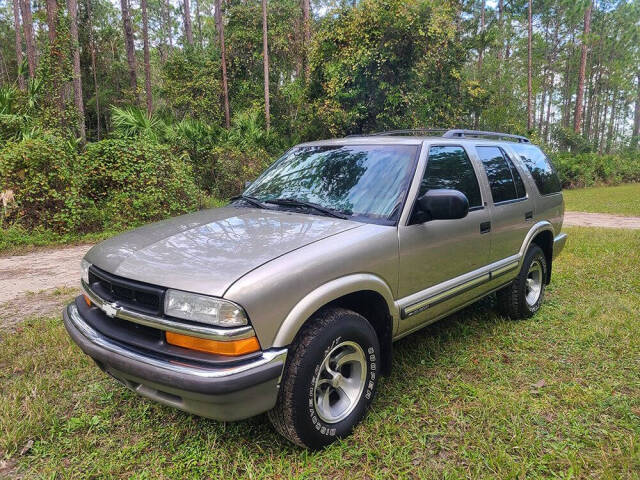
xmin=480 ymin=221 xmax=491 ymax=234
xmin=525 ymin=210 xmax=533 ymax=221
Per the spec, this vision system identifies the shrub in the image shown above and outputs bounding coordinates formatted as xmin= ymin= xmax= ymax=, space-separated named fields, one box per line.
xmin=81 ymin=139 xmax=200 ymax=230
xmin=0 ymin=134 xmax=86 ymax=231
xmin=202 ymin=145 xmax=270 ymax=199
xmin=551 ymin=152 xmax=640 ymax=188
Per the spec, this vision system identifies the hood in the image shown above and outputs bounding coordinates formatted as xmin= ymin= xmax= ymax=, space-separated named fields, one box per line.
xmin=85 ymin=206 xmax=361 ymax=296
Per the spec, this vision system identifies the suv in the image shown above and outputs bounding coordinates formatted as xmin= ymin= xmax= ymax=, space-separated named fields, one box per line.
xmin=63 ymin=129 xmax=567 ymax=449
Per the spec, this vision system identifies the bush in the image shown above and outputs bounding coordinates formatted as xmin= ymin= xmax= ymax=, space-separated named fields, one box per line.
xmin=202 ymin=145 xmax=270 ymax=199
xmin=0 ymin=134 xmax=86 ymax=231
xmin=551 ymin=152 xmax=640 ymax=188
xmin=81 ymin=139 xmax=200 ymax=230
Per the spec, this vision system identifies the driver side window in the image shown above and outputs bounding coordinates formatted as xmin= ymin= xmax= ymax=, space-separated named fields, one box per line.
xmin=419 ymin=146 xmax=482 ymax=208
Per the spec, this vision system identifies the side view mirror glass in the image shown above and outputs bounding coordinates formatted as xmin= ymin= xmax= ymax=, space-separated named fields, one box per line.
xmin=417 ymin=189 xmax=469 ymax=221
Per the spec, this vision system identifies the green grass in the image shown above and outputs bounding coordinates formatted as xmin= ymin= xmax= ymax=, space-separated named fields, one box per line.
xmin=564 ymin=183 xmax=640 ymax=216
xmin=1 ymin=227 xmax=639 ymax=478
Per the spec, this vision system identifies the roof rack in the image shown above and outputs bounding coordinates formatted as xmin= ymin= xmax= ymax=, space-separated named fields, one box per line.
xmin=442 ymin=129 xmax=530 ymax=143
xmin=366 ymin=128 xmax=530 ymax=143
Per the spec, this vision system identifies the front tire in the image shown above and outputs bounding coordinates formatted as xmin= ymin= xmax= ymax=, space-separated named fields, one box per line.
xmin=497 ymin=245 xmax=548 ymax=319
xmin=268 ymin=307 xmax=380 ymax=449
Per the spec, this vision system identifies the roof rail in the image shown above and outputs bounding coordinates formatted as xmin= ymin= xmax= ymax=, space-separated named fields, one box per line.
xmin=442 ymin=129 xmax=530 ymax=143
xmin=370 ymin=128 xmax=448 ymax=137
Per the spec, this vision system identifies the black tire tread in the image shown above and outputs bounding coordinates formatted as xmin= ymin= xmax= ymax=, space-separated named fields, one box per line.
xmin=497 ymin=245 xmax=547 ymax=319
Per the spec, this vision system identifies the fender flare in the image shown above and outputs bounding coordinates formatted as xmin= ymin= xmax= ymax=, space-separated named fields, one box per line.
xmin=271 ymin=273 xmax=399 ymax=348
xmin=518 ymin=220 xmax=555 ymax=266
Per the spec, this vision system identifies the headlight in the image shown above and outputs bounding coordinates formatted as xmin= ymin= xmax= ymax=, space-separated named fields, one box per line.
xmin=164 ymin=289 xmax=248 ymax=327
xmin=81 ymin=259 xmax=91 ymax=285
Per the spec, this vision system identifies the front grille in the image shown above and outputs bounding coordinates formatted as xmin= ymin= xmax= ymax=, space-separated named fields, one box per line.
xmin=88 ymin=266 xmax=165 ymax=315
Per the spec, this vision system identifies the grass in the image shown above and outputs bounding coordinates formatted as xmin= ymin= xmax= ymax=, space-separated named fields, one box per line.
xmin=1 ymin=226 xmax=639 ymax=478
xmin=564 ymin=183 xmax=640 ymax=216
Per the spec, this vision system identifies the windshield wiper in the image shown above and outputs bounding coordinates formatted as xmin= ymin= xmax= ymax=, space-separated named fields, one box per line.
xmin=230 ymin=195 xmax=267 ymax=209
xmin=265 ymin=198 xmax=349 ymax=219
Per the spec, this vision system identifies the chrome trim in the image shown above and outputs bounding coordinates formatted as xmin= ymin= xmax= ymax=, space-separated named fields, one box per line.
xmin=81 ymin=280 xmax=255 ymax=341
xmin=400 ymin=255 xmax=521 ymax=318
xmin=67 ymin=303 xmax=287 ymax=379
xmin=553 ymin=232 xmax=568 ymax=259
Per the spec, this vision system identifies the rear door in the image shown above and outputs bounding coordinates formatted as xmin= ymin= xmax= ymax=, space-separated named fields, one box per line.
xmin=475 ymin=145 xmax=532 ymax=263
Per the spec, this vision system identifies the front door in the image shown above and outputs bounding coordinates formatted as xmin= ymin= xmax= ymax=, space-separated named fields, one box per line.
xmin=398 ymin=145 xmax=492 ymax=299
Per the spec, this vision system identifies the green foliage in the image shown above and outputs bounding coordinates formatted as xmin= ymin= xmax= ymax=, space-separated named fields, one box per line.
xmin=0 ymin=134 xmax=82 ymax=231
xmin=552 ymin=152 xmax=640 ymax=188
xmin=81 ymin=139 xmax=199 ymax=230
xmin=111 ymin=106 xmax=166 ymax=140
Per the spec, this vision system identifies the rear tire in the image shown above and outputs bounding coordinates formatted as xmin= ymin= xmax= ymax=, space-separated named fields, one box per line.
xmin=268 ymin=307 xmax=380 ymax=449
xmin=497 ymin=245 xmax=547 ymax=319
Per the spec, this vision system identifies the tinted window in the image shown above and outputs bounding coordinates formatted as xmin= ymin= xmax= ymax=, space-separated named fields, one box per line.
xmin=244 ymin=145 xmax=418 ymax=224
xmin=477 ymin=146 xmax=518 ymax=203
xmin=504 ymin=153 xmax=527 ymax=198
xmin=420 ymin=146 xmax=482 ymax=208
xmin=510 ymin=144 xmax=562 ymax=195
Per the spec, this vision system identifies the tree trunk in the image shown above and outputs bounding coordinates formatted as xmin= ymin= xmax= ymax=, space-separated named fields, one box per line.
xmin=573 ymin=0 xmax=591 ymax=134
xmin=120 ymin=0 xmax=138 ymax=100
xmin=215 ymin=0 xmax=230 ymax=128
xmin=12 ymin=0 xmax=25 ymax=90
xmin=633 ymin=73 xmax=640 ymax=146
xmin=86 ymin=0 xmax=101 ymax=139
xmin=20 ymin=0 xmax=36 ymax=78
xmin=262 ymin=0 xmax=270 ymax=131
xmin=67 ymin=0 xmax=86 ymax=142
xmin=302 ymin=0 xmax=310 ymax=83
xmin=165 ymin=0 xmax=173 ymax=49
xmin=195 ymin=0 xmax=202 ymax=48
xmin=606 ymin=91 xmax=616 ymax=153
xmin=477 ymin=0 xmax=485 ymax=74
xmin=497 ymin=0 xmax=503 ymax=62
xmin=527 ymin=0 xmax=533 ymax=131
xmin=183 ymin=0 xmax=193 ymax=46
xmin=46 ymin=0 xmax=57 ymax=45
xmin=141 ymin=0 xmax=152 ymax=114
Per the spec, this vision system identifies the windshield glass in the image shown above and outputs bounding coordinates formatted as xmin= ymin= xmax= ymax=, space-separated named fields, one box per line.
xmin=244 ymin=145 xmax=419 ymax=224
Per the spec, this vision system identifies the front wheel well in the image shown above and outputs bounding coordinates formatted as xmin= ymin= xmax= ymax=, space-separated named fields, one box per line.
xmin=324 ymin=291 xmax=393 ymax=376
xmin=530 ymin=230 xmax=553 ymax=284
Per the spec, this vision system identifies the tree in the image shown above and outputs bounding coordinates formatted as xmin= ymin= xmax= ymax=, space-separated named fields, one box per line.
xmin=142 ymin=0 xmax=152 ymax=113
xmin=574 ymin=0 xmax=591 ymax=134
xmin=183 ymin=0 xmax=194 ymax=46
xmin=215 ymin=0 xmax=230 ymax=128
xmin=262 ymin=0 xmax=270 ymax=131
xmin=46 ymin=0 xmax=58 ymax=45
xmin=11 ymin=0 xmax=25 ymax=90
xmin=67 ymin=0 xmax=86 ymax=141
xmin=302 ymin=0 xmax=310 ymax=83
xmin=86 ymin=0 xmax=101 ymax=138
xmin=527 ymin=0 xmax=533 ymax=131
xmin=20 ymin=0 xmax=36 ymax=79
xmin=120 ymin=0 xmax=138 ymax=100
xmin=477 ymin=0 xmax=485 ymax=73
xmin=633 ymin=73 xmax=640 ymax=146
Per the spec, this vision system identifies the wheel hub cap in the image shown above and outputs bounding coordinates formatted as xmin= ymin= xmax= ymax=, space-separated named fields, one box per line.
xmin=313 ymin=341 xmax=367 ymax=424
xmin=525 ymin=260 xmax=543 ymax=306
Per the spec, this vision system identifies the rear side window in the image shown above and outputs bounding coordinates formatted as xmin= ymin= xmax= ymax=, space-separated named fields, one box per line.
xmin=505 ymin=153 xmax=527 ymax=198
xmin=421 ymin=146 xmax=482 ymax=208
xmin=510 ymin=144 xmax=562 ymax=195
xmin=476 ymin=146 xmax=523 ymax=203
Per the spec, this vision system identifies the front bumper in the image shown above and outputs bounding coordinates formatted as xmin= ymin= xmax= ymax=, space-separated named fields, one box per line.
xmin=553 ymin=233 xmax=568 ymax=259
xmin=63 ymin=303 xmax=287 ymax=421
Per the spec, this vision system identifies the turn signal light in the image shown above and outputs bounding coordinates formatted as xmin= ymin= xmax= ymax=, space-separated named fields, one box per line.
xmin=165 ymin=332 xmax=260 ymax=356
xmin=83 ymin=294 xmax=92 ymax=307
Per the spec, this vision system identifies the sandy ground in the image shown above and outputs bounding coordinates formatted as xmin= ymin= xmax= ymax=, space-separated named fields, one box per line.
xmin=0 ymin=244 xmax=91 ymax=331
xmin=563 ymin=211 xmax=640 ymax=229
xmin=1 ymin=211 xmax=638 ymax=331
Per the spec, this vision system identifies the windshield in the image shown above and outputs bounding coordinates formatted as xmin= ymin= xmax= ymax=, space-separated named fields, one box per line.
xmin=243 ymin=145 xmax=419 ymax=224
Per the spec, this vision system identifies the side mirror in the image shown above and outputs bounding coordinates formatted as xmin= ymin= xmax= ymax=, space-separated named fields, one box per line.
xmin=417 ymin=189 xmax=469 ymax=221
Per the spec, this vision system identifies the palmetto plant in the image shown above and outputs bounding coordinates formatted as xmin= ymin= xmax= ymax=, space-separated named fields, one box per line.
xmin=111 ymin=105 xmax=165 ymax=140
xmin=0 ymin=86 xmax=17 ymax=115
